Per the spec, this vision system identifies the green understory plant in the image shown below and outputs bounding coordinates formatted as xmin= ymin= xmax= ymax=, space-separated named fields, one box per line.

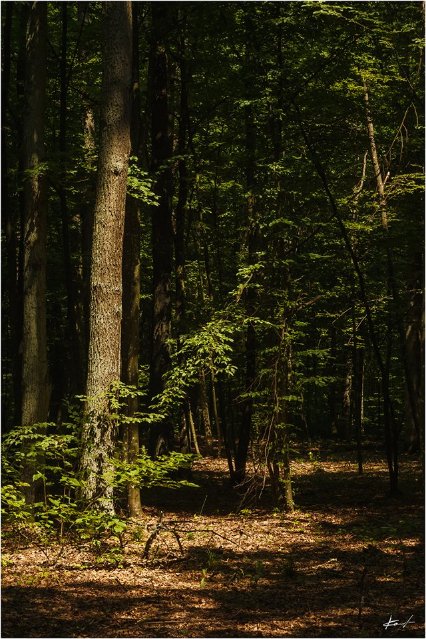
xmin=2 ymin=402 xmax=198 ymax=557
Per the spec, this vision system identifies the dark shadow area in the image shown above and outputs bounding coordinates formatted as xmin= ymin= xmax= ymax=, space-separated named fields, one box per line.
xmin=2 ymin=539 xmax=424 ymax=639
xmin=294 ymin=467 xmax=423 ymax=510
xmin=140 ymin=455 xmax=423 ymax=517
xmin=141 ymin=466 xmax=240 ymax=515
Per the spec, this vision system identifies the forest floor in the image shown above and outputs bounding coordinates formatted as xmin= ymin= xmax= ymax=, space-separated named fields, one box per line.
xmin=2 ymin=446 xmax=424 ymax=638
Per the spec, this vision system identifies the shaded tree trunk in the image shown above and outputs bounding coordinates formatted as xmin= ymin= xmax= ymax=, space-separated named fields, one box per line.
xmin=80 ymin=1 xmax=132 ymax=513
xmin=174 ymin=11 xmax=189 ymax=335
xmin=78 ymin=2 xmax=96 ymax=358
xmin=148 ymin=3 xmax=174 ymax=455
xmin=235 ymin=10 xmax=257 ymax=483
xmin=21 ymin=1 xmax=49 ymax=503
xmin=405 ymin=253 xmax=424 ymax=454
xmin=265 ymin=14 xmax=294 ymax=512
xmin=121 ymin=1 xmax=143 ymax=518
xmin=59 ymin=2 xmax=85 ymax=396
xmin=199 ymin=369 xmax=213 ymax=452
xmin=338 ymin=359 xmax=352 ymax=440
xmin=268 ymin=326 xmax=295 ymax=512
xmin=185 ymin=401 xmax=200 ymax=456
xmin=352 ymin=306 xmax=364 ymax=474
xmin=1 ymin=3 xmax=21 ymax=429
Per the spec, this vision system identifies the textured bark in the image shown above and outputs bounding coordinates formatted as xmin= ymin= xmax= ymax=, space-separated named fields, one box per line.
xmin=80 ymin=2 xmax=132 ymax=513
xmin=148 ymin=3 xmax=174 ymax=454
xmin=21 ymin=2 xmax=49 ymax=503
xmin=122 ymin=2 xmax=143 ymax=518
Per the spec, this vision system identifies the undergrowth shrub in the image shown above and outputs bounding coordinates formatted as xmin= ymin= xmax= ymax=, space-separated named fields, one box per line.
xmin=2 ymin=416 xmax=197 ymax=553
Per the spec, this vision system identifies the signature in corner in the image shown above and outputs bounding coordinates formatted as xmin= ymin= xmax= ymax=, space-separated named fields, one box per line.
xmin=383 ymin=614 xmax=415 ymax=631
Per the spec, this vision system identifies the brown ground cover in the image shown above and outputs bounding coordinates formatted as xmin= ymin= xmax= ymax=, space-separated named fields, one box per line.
xmin=2 ymin=449 xmax=424 ymax=638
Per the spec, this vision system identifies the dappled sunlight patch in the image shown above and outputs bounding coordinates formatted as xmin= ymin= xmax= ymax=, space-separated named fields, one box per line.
xmin=2 ymin=454 xmax=424 ymax=638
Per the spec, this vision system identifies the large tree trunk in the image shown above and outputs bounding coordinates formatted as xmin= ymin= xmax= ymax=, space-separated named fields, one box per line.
xmin=148 ymin=3 xmax=174 ymax=455
xmin=21 ymin=1 xmax=49 ymax=504
xmin=80 ymin=1 xmax=132 ymax=513
xmin=122 ymin=1 xmax=143 ymax=518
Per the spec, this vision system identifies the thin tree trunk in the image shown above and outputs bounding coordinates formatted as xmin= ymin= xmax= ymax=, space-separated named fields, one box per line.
xmin=148 ymin=3 xmax=174 ymax=455
xmin=266 ymin=14 xmax=294 ymax=512
xmin=21 ymin=1 xmax=49 ymax=504
xmin=364 ymin=80 xmax=421 ymax=445
xmin=78 ymin=3 xmax=95 ymax=358
xmin=199 ymin=369 xmax=213 ymax=451
xmin=186 ymin=401 xmax=201 ymax=456
xmin=174 ymin=13 xmax=189 ymax=335
xmin=405 ymin=253 xmax=424 ymax=454
xmin=352 ymin=306 xmax=363 ymax=474
xmin=211 ymin=372 xmax=223 ymax=457
xmin=2 ymin=3 xmax=21 ymax=428
xmin=212 ymin=372 xmax=235 ymax=478
xmin=362 ymin=79 xmax=416 ymax=492
xmin=293 ymin=98 xmax=399 ymax=494
xmin=268 ymin=328 xmax=294 ymax=512
xmin=15 ymin=6 xmax=27 ymax=428
xmin=121 ymin=1 xmax=143 ymax=518
xmin=339 ymin=359 xmax=352 ymax=440
xmin=80 ymin=1 xmax=132 ymax=513
xmin=235 ymin=9 xmax=257 ymax=483
xmin=59 ymin=2 xmax=85 ymax=395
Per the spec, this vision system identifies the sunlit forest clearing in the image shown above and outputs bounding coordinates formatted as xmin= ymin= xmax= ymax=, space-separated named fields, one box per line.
xmin=1 ymin=1 xmax=424 ymax=637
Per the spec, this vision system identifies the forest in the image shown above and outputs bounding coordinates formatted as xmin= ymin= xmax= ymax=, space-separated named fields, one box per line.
xmin=1 ymin=1 xmax=424 ymax=638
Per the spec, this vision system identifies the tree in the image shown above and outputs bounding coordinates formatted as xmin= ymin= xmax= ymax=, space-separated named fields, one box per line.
xmin=58 ymin=2 xmax=86 ymax=396
xmin=234 ymin=6 xmax=258 ymax=485
xmin=1 ymin=1 xmax=423 ymax=516
xmin=20 ymin=1 xmax=49 ymax=503
xmin=80 ymin=1 xmax=132 ymax=513
xmin=121 ymin=1 xmax=143 ymax=518
xmin=147 ymin=2 xmax=174 ymax=456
